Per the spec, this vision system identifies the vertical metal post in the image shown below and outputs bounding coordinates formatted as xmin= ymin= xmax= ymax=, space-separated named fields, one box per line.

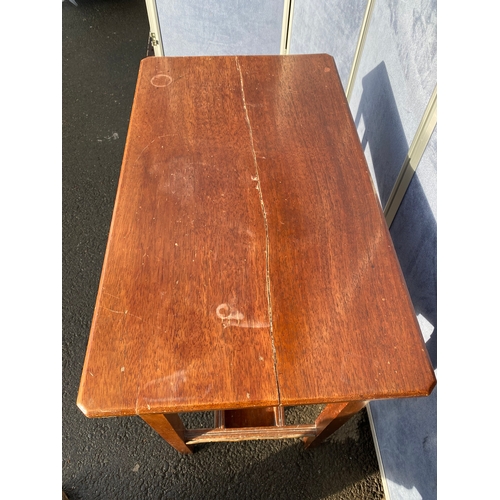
xmin=384 ymin=85 xmax=438 ymax=227
xmin=280 ymin=0 xmax=296 ymax=55
xmin=346 ymin=0 xmax=376 ymax=101
xmin=145 ymin=0 xmax=164 ymax=56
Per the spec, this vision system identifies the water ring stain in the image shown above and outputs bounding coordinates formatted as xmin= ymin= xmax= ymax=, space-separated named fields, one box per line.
xmin=151 ymin=74 xmax=173 ymax=87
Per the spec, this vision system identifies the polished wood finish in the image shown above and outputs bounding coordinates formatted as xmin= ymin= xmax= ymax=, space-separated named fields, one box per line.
xmin=141 ymin=413 xmax=193 ymax=454
xmin=77 ymin=54 xmax=436 ymax=451
xmin=303 ymin=401 xmax=366 ymax=449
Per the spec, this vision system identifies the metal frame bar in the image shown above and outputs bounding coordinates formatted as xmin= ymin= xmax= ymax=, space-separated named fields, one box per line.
xmin=384 ymin=85 xmax=438 ymax=227
xmin=280 ymin=0 xmax=296 ymax=55
xmin=346 ymin=0 xmax=376 ymax=101
xmin=144 ymin=0 xmax=164 ymax=56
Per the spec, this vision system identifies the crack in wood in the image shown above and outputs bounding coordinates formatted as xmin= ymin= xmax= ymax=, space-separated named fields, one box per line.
xmin=235 ymin=56 xmax=281 ymax=404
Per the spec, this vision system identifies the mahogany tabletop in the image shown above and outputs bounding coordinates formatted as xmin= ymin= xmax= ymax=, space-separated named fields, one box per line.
xmin=77 ymin=54 xmax=436 ymax=419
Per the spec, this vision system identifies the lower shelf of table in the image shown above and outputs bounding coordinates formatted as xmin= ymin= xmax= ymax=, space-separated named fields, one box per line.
xmin=186 ymin=406 xmax=313 ymax=445
xmin=185 ymin=424 xmax=318 ymax=444
xmin=141 ymin=402 xmax=367 ymax=453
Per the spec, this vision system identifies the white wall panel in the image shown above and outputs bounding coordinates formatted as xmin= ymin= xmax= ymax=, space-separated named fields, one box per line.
xmin=289 ymin=0 xmax=366 ymax=89
xmin=156 ymin=0 xmax=284 ymax=56
xmin=349 ymin=0 xmax=437 ymax=208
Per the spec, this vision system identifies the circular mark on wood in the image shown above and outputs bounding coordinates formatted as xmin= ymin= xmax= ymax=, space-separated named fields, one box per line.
xmin=150 ymin=74 xmax=173 ymax=87
xmin=324 ymin=67 xmax=331 ymax=73
xmin=216 ymin=303 xmax=230 ymax=319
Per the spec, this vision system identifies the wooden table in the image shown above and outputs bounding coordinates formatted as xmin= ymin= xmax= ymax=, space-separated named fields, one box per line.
xmin=77 ymin=54 xmax=436 ymax=454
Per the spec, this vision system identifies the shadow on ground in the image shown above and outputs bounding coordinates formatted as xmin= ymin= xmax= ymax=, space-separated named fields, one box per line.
xmin=64 ymin=408 xmax=383 ymax=500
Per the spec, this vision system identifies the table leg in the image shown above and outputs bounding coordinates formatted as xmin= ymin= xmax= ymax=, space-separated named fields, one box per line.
xmin=141 ymin=413 xmax=193 ymax=454
xmin=303 ymin=401 xmax=366 ymax=449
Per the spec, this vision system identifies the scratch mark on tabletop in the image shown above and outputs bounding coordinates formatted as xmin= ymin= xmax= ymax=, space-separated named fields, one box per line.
xmin=103 ymin=307 xmax=142 ymax=320
xmin=133 ymin=135 xmax=177 ymax=167
xmin=105 ymin=307 xmax=125 ymax=314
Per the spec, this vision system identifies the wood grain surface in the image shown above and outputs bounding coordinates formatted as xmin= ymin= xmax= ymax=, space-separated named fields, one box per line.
xmin=77 ymin=55 xmax=436 ymax=419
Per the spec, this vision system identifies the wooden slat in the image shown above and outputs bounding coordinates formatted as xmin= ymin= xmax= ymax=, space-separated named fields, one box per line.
xmin=236 ymin=54 xmax=436 ymax=405
xmin=214 ymin=410 xmax=225 ymax=429
xmin=274 ymin=406 xmax=285 ymax=426
xmin=77 ymin=56 xmax=280 ymax=417
xmin=185 ymin=425 xmax=317 ymax=444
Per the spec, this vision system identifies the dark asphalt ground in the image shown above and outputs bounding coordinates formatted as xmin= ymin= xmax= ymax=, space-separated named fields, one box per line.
xmin=62 ymin=1 xmax=385 ymax=498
